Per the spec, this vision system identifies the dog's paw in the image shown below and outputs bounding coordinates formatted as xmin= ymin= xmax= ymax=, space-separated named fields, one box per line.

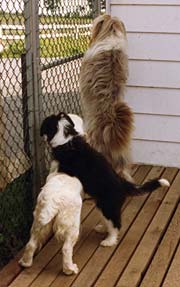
xmin=100 ymin=238 xmax=118 ymax=247
xmin=94 ymin=224 xmax=106 ymax=233
xmin=63 ymin=263 xmax=79 ymax=275
xmin=18 ymin=257 xmax=33 ymax=268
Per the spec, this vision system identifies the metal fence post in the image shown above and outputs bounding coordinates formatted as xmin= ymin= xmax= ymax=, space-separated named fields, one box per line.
xmin=24 ymin=0 xmax=44 ymax=200
xmin=93 ymin=0 xmax=101 ymax=17
xmin=21 ymin=53 xmax=30 ymax=158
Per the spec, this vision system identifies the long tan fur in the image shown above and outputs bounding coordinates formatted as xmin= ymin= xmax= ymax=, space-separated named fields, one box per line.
xmin=80 ymin=14 xmax=134 ymax=179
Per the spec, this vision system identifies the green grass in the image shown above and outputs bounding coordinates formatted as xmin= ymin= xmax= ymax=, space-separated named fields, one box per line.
xmin=0 ymin=12 xmax=24 ymax=25
xmin=40 ymin=35 xmax=89 ymax=58
xmin=1 ymin=40 xmax=25 ymax=58
xmin=1 ymin=35 xmax=89 ymax=58
xmin=3 ymin=29 xmax=24 ymax=36
xmin=0 ymin=11 xmax=91 ymax=58
xmin=0 ymin=11 xmax=92 ymax=25
xmin=0 ymin=169 xmax=33 ymax=269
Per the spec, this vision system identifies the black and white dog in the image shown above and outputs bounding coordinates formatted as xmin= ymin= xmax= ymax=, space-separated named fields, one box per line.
xmin=40 ymin=112 xmax=170 ymax=247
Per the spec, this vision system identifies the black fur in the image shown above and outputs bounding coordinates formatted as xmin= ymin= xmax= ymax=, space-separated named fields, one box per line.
xmin=40 ymin=112 xmax=77 ymax=142
xmin=41 ymin=114 xmax=166 ymax=230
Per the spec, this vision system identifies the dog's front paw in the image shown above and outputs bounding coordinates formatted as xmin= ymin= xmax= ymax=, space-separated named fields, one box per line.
xmin=19 ymin=257 xmax=33 ymax=268
xmin=63 ymin=263 xmax=79 ymax=275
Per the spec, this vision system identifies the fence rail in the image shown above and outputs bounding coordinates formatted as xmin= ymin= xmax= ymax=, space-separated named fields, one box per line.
xmin=1 ymin=23 xmax=92 ymax=40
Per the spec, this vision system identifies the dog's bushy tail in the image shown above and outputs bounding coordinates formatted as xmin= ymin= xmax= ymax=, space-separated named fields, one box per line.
xmin=103 ymin=102 xmax=134 ymax=152
xmin=126 ymin=178 xmax=170 ymax=196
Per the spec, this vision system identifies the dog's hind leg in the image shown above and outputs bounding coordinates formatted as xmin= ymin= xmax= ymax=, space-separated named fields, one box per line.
xmin=59 ymin=229 xmax=79 ymax=275
xmin=19 ymin=221 xmax=52 ymax=267
xmin=100 ymin=218 xmax=119 ymax=247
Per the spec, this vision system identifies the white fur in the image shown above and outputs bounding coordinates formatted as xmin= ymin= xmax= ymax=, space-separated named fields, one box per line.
xmin=49 ymin=160 xmax=59 ymax=174
xmin=50 ymin=115 xmax=84 ymax=147
xmin=159 ymin=178 xmax=170 ymax=187
xmin=100 ymin=218 xmax=119 ymax=247
xmin=85 ymin=35 xmax=127 ymax=60
xmin=50 ymin=119 xmax=73 ymax=147
xmin=19 ymin=172 xmax=83 ymax=275
xmin=68 ymin=114 xmax=84 ymax=135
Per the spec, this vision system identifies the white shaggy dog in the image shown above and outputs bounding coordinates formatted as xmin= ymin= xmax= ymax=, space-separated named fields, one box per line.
xmin=19 ymin=172 xmax=83 ymax=275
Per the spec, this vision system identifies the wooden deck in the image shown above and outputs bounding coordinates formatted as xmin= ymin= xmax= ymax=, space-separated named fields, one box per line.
xmin=0 ymin=165 xmax=180 ymax=287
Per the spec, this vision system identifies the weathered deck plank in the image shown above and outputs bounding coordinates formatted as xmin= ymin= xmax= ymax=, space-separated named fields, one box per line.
xmin=0 ymin=165 xmax=179 ymax=287
xmin=116 ymin=170 xmax=180 ymax=287
xmin=162 ymin=242 xmax=180 ymax=287
xmin=140 ymin=203 xmax=180 ymax=287
xmin=94 ymin=167 xmax=177 ymax=287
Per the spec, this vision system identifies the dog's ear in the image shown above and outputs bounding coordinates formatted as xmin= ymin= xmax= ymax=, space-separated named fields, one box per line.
xmin=111 ymin=19 xmax=126 ymax=35
xmin=57 ymin=112 xmax=75 ymax=127
xmin=91 ymin=19 xmax=104 ymax=41
xmin=90 ymin=14 xmax=111 ymax=44
xmin=40 ymin=114 xmax=58 ymax=137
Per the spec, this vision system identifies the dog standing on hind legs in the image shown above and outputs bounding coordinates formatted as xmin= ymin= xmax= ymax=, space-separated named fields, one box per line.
xmin=40 ymin=112 xmax=170 ymax=247
xmin=19 ymin=172 xmax=83 ymax=275
xmin=80 ymin=14 xmax=134 ymax=181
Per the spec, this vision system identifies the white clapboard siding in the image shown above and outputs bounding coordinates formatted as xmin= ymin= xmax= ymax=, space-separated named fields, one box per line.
xmin=132 ymin=140 xmax=180 ymax=168
xmin=133 ymin=114 xmax=180 ymax=142
xmin=108 ymin=0 xmax=180 ymax=167
xmin=127 ymin=33 xmax=180 ymax=61
xmin=128 ymin=61 xmax=180 ymax=89
xmin=111 ymin=5 xmax=180 ymax=33
xmin=125 ymin=87 xmax=180 ymax=116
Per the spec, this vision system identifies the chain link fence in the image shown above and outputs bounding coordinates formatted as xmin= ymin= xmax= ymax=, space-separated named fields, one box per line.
xmin=0 ymin=0 xmax=33 ymax=268
xmin=0 ymin=0 xmax=104 ymax=269
xmin=39 ymin=1 xmax=93 ymax=176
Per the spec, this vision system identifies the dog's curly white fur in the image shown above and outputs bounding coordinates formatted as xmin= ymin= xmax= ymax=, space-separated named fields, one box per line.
xmin=19 ymin=172 xmax=83 ymax=275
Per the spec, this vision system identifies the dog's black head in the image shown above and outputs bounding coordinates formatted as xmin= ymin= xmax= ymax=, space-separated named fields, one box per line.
xmin=40 ymin=112 xmax=77 ymax=146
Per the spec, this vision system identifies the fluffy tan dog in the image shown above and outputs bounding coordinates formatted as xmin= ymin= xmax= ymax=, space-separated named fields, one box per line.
xmin=80 ymin=14 xmax=134 ymax=180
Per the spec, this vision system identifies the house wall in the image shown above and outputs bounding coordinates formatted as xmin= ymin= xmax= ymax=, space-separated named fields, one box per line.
xmin=107 ymin=0 xmax=180 ymax=167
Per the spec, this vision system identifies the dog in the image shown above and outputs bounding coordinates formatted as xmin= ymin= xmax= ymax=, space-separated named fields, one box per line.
xmin=40 ymin=112 xmax=170 ymax=247
xmin=79 ymin=14 xmax=134 ymax=181
xmin=45 ymin=113 xmax=84 ymax=174
xmin=19 ymin=171 xmax=83 ymax=275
